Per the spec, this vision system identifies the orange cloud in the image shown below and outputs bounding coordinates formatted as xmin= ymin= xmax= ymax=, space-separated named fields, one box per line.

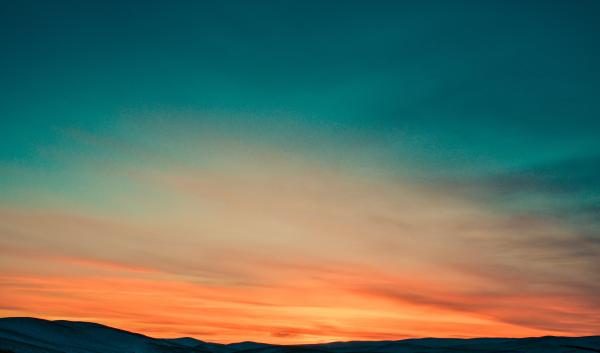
xmin=1 ymin=133 xmax=599 ymax=343
xmin=0 ymin=272 xmax=559 ymax=343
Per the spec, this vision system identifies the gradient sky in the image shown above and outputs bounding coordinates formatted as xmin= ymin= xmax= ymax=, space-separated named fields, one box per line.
xmin=1 ymin=0 xmax=600 ymax=344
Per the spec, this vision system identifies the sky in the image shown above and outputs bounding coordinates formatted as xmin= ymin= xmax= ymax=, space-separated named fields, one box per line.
xmin=1 ymin=0 xmax=600 ymax=344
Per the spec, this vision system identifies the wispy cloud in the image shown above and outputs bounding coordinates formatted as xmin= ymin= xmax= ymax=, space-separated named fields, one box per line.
xmin=1 ymin=124 xmax=598 ymax=342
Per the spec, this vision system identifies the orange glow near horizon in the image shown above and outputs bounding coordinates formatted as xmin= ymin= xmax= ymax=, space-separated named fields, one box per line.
xmin=1 ymin=136 xmax=599 ymax=343
xmin=0 ymin=271 xmax=586 ymax=344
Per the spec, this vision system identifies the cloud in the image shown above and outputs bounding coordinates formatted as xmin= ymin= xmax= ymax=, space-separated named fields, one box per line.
xmin=1 ymin=124 xmax=599 ymax=342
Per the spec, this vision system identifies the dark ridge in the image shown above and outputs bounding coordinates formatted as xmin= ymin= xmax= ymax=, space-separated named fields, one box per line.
xmin=1 ymin=317 xmax=599 ymax=353
xmin=562 ymin=346 xmax=600 ymax=353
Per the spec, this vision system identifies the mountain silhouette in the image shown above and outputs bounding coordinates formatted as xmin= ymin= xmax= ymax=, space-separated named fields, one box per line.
xmin=0 ymin=317 xmax=598 ymax=353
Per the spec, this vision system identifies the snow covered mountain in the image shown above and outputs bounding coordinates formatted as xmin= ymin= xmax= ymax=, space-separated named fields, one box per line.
xmin=0 ymin=317 xmax=598 ymax=353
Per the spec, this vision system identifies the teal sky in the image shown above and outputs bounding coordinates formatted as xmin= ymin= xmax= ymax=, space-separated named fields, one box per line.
xmin=1 ymin=1 xmax=600 ymax=341
xmin=3 ymin=1 xmax=600 ymax=214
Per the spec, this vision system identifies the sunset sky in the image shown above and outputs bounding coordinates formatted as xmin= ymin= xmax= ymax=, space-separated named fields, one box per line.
xmin=1 ymin=0 xmax=600 ymax=344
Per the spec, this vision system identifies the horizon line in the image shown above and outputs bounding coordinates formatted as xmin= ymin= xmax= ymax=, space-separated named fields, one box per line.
xmin=3 ymin=316 xmax=598 ymax=346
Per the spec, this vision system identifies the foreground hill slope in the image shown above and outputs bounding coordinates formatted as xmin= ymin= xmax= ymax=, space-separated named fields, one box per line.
xmin=0 ymin=317 xmax=598 ymax=353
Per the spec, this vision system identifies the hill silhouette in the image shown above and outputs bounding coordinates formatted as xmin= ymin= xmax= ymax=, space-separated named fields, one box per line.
xmin=0 ymin=317 xmax=599 ymax=353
